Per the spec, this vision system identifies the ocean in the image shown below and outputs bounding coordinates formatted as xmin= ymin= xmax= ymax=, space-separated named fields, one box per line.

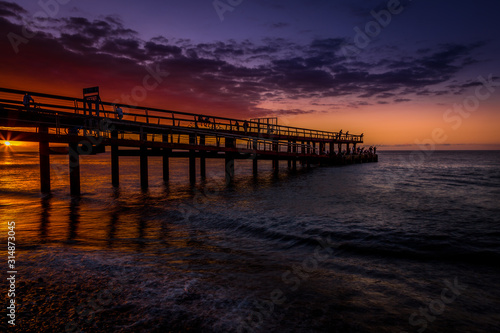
xmin=0 ymin=150 xmax=499 ymax=332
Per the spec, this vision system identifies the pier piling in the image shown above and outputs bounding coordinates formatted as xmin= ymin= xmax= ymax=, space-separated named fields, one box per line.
xmin=39 ymin=126 xmax=51 ymax=193
xmin=225 ymin=138 xmax=235 ymax=184
xmin=189 ymin=134 xmax=196 ymax=184
xmin=162 ymin=134 xmax=170 ymax=182
xmin=69 ymin=142 xmax=80 ymax=196
xmin=199 ymin=135 xmax=206 ymax=179
xmin=140 ymin=133 xmax=148 ymax=189
xmin=111 ymin=130 xmax=119 ymax=187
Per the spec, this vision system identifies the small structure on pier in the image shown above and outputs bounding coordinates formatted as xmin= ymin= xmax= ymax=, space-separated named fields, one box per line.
xmin=0 ymin=87 xmax=377 ymax=195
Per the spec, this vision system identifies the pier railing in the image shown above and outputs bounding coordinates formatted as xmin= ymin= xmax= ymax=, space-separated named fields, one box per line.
xmin=0 ymin=87 xmax=363 ymax=143
xmin=0 ymin=97 xmax=321 ymax=155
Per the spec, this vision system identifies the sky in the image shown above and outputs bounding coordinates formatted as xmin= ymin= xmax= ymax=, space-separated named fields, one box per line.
xmin=1 ymin=0 xmax=500 ymax=149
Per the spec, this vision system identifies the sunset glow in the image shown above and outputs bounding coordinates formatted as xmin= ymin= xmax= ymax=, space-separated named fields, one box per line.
xmin=0 ymin=1 xmax=499 ymax=150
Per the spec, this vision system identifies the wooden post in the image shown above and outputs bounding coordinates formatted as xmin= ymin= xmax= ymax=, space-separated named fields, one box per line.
xmin=272 ymin=141 xmax=279 ymax=172
xmin=225 ymin=138 xmax=235 ymax=184
xmin=252 ymin=138 xmax=258 ymax=175
xmin=287 ymin=140 xmax=292 ymax=168
xmin=39 ymin=126 xmax=51 ymax=193
xmin=199 ymin=135 xmax=206 ymax=179
xmin=292 ymin=140 xmax=297 ymax=171
xmin=189 ymin=134 xmax=196 ymax=184
xmin=162 ymin=134 xmax=170 ymax=182
xmin=111 ymin=130 xmax=119 ymax=187
xmin=69 ymin=142 xmax=80 ymax=196
xmin=140 ymin=133 xmax=148 ymax=189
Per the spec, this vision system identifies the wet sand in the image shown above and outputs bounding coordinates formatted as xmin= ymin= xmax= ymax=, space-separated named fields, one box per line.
xmin=5 ymin=246 xmax=370 ymax=333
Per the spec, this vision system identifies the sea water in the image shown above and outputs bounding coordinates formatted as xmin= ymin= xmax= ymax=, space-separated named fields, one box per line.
xmin=0 ymin=150 xmax=499 ymax=332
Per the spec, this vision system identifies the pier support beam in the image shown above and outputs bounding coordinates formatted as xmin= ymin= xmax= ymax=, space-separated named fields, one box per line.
xmin=287 ymin=140 xmax=292 ymax=168
xmin=199 ymin=135 xmax=206 ymax=179
xmin=39 ymin=126 xmax=51 ymax=193
xmin=162 ymin=134 xmax=170 ymax=182
xmin=111 ymin=130 xmax=119 ymax=187
xmin=140 ymin=133 xmax=148 ymax=189
xmin=292 ymin=140 xmax=297 ymax=171
xmin=272 ymin=141 xmax=279 ymax=172
xmin=189 ymin=134 xmax=196 ymax=184
xmin=225 ymin=138 xmax=235 ymax=184
xmin=252 ymin=139 xmax=258 ymax=176
xmin=69 ymin=142 xmax=80 ymax=196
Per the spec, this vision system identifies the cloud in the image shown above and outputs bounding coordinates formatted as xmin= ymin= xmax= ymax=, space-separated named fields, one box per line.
xmin=0 ymin=3 xmax=488 ymax=118
xmin=145 ymin=41 xmax=182 ymax=57
xmin=0 ymin=1 xmax=25 ymax=19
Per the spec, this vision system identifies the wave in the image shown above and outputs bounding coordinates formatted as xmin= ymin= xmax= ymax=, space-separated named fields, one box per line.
xmin=183 ymin=212 xmax=500 ymax=267
xmin=334 ymin=241 xmax=500 ymax=265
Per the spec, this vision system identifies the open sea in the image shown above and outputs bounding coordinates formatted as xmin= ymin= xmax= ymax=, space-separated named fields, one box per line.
xmin=1 ymin=150 xmax=499 ymax=332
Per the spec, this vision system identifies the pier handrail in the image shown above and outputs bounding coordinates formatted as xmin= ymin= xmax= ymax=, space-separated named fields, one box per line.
xmin=0 ymin=87 xmax=363 ymax=142
xmin=0 ymin=102 xmax=322 ymax=155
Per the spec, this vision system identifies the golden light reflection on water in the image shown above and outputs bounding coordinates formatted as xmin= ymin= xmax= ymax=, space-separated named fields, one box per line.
xmin=0 ymin=150 xmax=15 ymax=164
xmin=0 ymin=151 xmax=291 ymax=254
xmin=0 ymin=191 xmax=221 ymax=256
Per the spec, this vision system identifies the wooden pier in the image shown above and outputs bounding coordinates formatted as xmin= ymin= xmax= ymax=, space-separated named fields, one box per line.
xmin=0 ymin=87 xmax=377 ymax=195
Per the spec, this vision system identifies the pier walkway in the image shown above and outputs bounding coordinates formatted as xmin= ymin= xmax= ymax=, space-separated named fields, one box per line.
xmin=0 ymin=87 xmax=377 ymax=195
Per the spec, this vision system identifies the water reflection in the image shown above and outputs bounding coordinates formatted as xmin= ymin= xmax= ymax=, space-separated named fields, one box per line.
xmin=107 ymin=208 xmax=119 ymax=248
xmin=136 ymin=192 xmax=152 ymax=251
xmin=24 ymin=163 xmax=311 ymax=252
xmin=137 ymin=216 xmax=147 ymax=251
xmin=67 ymin=197 xmax=80 ymax=243
xmin=39 ymin=194 xmax=51 ymax=242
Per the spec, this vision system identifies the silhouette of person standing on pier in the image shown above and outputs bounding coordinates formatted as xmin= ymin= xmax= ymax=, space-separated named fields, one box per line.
xmin=116 ymin=105 xmax=123 ymax=120
xmin=23 ymin=92 xmax=34 ymax=110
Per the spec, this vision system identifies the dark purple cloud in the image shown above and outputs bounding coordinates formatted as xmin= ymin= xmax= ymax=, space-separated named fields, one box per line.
xmin=0 ymin=1 xmax=489 ymax=117
xmin=0 ymin=1 xmax=25 ymax=19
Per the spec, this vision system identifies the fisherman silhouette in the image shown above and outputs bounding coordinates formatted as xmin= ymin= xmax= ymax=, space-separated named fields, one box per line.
xmin=116 ymin=105 xmax=123 ymax=120
xmin=23 ymin=92 xmax=34 ymax=110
